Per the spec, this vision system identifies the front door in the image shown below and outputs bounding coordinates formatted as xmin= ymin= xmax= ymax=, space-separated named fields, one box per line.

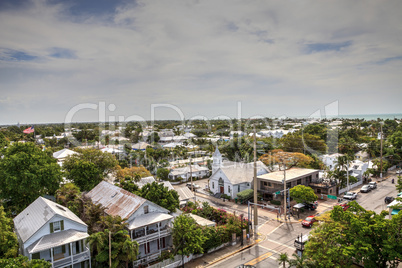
xmin=220 ymin=186 xmax=224 ymax=193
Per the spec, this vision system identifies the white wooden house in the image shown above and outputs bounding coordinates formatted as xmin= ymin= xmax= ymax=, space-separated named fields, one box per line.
xmin=86 ymin=181 xmax=173 ymax=266
xmin=13 ymin=197 xmax=91 ymax=268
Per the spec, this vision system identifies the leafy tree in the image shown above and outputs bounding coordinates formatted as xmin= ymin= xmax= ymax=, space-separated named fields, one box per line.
xmin=88 ymin=216 xmax=139 ymax=268
xmin=259 ymin=150 xmax=314 ymax=169
xmin=63 ymin=148 xmax=118 ymax=191
xmin=395 ymin=176 xmax=402 ymax=193
xmin=0 ymin=206 xmax=18 ymax=259
xmin=280 ymin=132 xmax=327 ymax=155
xmin=138 ymin=182 xmax=179 ymax=212
xmin=115 ymin=166 xmax=151 ymax=181
xmin=172 ymin=215 xmax=206 ymax=260
xmin=0 ymin=142 xmax=62 ymax=214
xmin=0 ymin=132 xmax=8 ymax=152
xmin=117 ymin=177 xmax=140 ymax=194
xmin=278 ymin=253 xmax=289 ymax=268
xmin=156 ymin=167 xmax=169 ymax=180
xmin=55 ymin=183 xmax=81 ymax=208
xmin=0 ymin=256 xmax=52 ymax=268
xmin=305 ymin=202 xmax=402 ymax=268
xmin=147 ymin=132 xmax=160 ymax=143
xmin=289 ymin=185 xmax=317 ymax=204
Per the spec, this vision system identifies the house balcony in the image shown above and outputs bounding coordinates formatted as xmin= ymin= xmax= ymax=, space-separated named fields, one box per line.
xmin=134 ymin=227 xmax=171 ymax=244
xmin=133 ymin=251 xmax=161 ymax=267
xmin=51 ymin=248 xmax=90 ymax=268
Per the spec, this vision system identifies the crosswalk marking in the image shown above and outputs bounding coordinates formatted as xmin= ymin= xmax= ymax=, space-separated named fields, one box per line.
xmin=244 ymin=252 xmax=273 ymax=266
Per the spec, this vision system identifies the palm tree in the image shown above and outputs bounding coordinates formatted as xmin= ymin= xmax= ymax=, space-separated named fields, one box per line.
xmin=278 ymin=252 xmax=289 ymax=268
xmin=288 ymin=253 xmax=315 ymax=268
xmin=120 ymin=236 xmax=139 ymax=268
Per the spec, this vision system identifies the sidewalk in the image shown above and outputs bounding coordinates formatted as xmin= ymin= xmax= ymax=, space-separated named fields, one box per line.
xmin=188 ymin=236 xmax=258 ymax=267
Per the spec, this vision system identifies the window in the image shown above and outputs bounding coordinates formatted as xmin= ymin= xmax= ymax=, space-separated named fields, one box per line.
xmin=286 ymin=182 xmax=291 ymax=189
xmin=212 ymin=182 xmax=214 ymax=189
xmin=54 ymin=246 xmax=62 ymax=255
xmin=297 ymin=179 xmax=301 ymax=185
xmin=50 ymin=220 xmax=64 ymax=233
xmin=238 ymin=185 xmax=240 ymax=192
xmin=228 ymin=186 xmax=231 ymax=193
xmin=144 ymin=205 xmax=149 ymax=214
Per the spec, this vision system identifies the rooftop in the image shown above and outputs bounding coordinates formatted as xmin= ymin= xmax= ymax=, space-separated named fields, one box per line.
xmin=258 ymin=168 xmax=318 ymax=183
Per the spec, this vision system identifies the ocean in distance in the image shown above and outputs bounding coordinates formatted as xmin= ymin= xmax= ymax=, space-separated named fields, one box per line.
xmin=291 ymin=113 xmax=402 ymax=121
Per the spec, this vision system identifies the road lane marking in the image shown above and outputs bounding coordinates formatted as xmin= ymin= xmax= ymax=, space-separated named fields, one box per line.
xmin=244 ymin=252 xmax=273 ymax=266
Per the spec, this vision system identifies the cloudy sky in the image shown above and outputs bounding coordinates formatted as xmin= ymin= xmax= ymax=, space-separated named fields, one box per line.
xmin=0 ymin=0 xmax=401 ymax=125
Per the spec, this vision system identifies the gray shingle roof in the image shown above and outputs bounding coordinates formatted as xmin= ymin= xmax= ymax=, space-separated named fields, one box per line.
xmin=13 ymin=197 xmax=86 ymax=243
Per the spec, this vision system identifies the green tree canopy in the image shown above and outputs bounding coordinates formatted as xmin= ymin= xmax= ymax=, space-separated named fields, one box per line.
xmin=289 ymin=185 xmax=317 ymax=204
xmin=138 ymin=182 xmax=179 ymax=212
xmin=156 ymin=167 xmax=169 ymax=180
xmin=63 ymin=148 xmax=118 ymax=191
xmin=172 ymin=214 xmax=206 ymax=257
xmin=0 ymin=142 xmax=62 ymax=214
xmin=0 ymin=256 xmax=52 ymax=268
xmin=88 ymin=216 xmax=139 ymax=268
xmin=305 ymin=202 xmax=402 ymax=268
xmin=0 ymin=206 xmax=18 ymax=259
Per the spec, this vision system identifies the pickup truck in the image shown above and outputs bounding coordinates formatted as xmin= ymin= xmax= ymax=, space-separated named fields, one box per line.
xmin=343 ymin=192 xmax=358 ymax=200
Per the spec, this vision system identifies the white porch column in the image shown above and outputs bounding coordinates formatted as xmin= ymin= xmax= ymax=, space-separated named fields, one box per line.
xmin=158 ymin=222 xmax=161 ymax=255
xmin=50 ymin=248 xmax=54 ymax=268
xmin=70 ymin=242 xmax=73 ymax=265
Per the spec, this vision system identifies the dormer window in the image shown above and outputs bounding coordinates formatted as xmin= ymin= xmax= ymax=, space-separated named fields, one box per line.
xmin=50 ymin=220 xmax=64 ymax=233
xmin=144 ymin=205 xmax=149 ymax=214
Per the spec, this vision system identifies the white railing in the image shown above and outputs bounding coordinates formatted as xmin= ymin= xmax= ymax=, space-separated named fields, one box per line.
xmin=53 ymin=249 xmax=90 ymax=268
xmin=338 ymin=180 xmax=363 ymax=194
xmin=135 ymin=228 xmax=170 ymax=244
xmin=133 ymin=252 xmax=160 ymax=267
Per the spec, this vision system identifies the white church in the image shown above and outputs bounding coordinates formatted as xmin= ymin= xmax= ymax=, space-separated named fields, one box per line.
xmin=209 ymin=148 xmax=270 ymax=199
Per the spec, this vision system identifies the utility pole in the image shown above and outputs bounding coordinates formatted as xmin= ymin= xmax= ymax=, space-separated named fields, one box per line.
xmin=253 ymin=124 xmax=258 ymax=237
xmin=346 ymin=158 xmax=349 ymax=191
xmin=380 ymin=123 xmax=383 ymax=179
xmin=109 ymin=231 xmax=111 ymax=268
xmin=283 ymin=161 xmax=287 ymax=221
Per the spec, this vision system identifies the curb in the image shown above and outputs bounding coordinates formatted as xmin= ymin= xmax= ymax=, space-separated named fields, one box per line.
xmin=204 ymin=239 xmax=260 ymax=267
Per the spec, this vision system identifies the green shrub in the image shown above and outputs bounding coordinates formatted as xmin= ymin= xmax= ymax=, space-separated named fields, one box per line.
xmin=270 ymin=200 xmax=281 ymax=206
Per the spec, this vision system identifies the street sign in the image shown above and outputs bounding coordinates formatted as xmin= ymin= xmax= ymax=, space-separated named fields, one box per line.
xmin=275 ymin=191 xmax=281 ymax=195
xmin=327 ymin=195 xmax=337 ymax=200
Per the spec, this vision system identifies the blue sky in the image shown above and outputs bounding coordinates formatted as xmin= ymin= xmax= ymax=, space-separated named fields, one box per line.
xmin=0 ymin=0 xmax=401 ymax=125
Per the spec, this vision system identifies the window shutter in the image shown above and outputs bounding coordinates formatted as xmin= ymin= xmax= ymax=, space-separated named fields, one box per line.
xmin=62 ymin=245 xmax=66 ymax=253
xmin=60 ymin=220 xmax=64 ymax=231
xmin=32 ymin=252 xmax=40 ymax=259
xmin=50 ymin=222 xmax=54 ymax=233
xmin=68 ymin=244 xmax=71 ymax=255
xmin=81 ymin=240 xmax=84 ymax=251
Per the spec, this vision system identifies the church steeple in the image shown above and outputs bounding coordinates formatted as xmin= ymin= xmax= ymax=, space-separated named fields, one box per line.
xmin=212 ymin=147 xmax=222 ymax=174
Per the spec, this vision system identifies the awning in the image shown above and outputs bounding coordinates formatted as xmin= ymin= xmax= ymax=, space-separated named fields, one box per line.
xmin=391 ymin=209 xmax=400 ymax=215
xmin=27 ymin=229 xmax=89 ymax=254
xmin=128 ymin=212 xmax=173 ymax=230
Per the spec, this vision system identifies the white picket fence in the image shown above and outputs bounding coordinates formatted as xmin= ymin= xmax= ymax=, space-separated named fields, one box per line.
xmin=338 ymin=180 xmax=363 ymax=194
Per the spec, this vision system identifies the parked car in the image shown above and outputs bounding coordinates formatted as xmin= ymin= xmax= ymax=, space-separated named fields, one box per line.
xmin=385 ymin=197 xmax=395 ymax=204
xmin=360 ymin=185 xmax=371 ymax=193
xmin=368 ymin=181 xmax=377 ymax=189
xmin=303 ymin=203 xmax=317 ymax=210
xmin=343 ymin=192 xmax=358 ymax=200
xmin=186 ymin=183 xmax=200 ymax=189
xmin=396 ymin=170 xmax=401 ymax=174
xmin=302 ymin=216 xmax=318 ymax=228
xmin=335 ymin=201 xmax=350 ymax=211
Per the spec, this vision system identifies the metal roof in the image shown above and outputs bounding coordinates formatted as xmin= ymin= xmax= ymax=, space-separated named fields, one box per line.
xmin=13 ymin=197 xmax=86 ymax=243
xmin=86 ymin=181 xmax=147 ymax=220
xmin=217 ymin=161 xmax=269 ymax=185
xmin=27 ymin=229 xmax=89 ymax=254
xmin=188 ymin=214 xmax=216 ymax=227
xmin=127 ymin=212 xmax=173 ymax=230
xmin=258 ymin=168 xmax=318 ymax=183
xmin=175 ymin=186 xmax=195 ymax=201
xmin=136 ymin=176 xmax=156 ymax=189
xmin=52 ymin=149 xmax=78 ymax=159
